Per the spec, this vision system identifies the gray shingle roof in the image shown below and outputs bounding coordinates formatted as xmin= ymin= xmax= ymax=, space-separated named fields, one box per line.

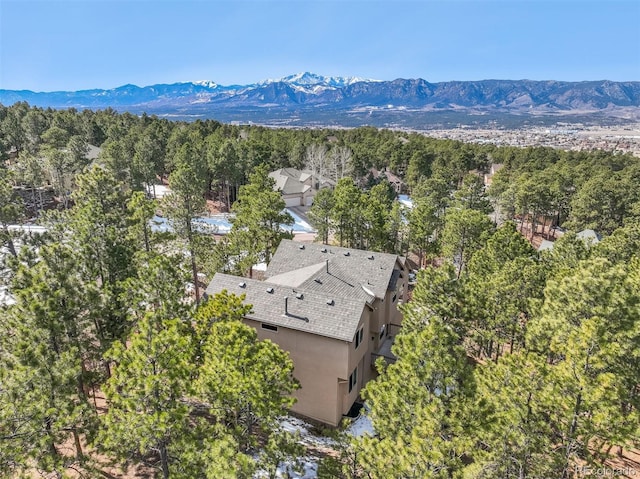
xmin=538 ymin=239 xmax=555 ymax=251
xmin=577 ymin=229 xmax=602 ymax=244
xmin=205 ymin=240 xmax=405 ymax=342
xmin=204 ymin=273 xmax=367 ymax=342
xmin=269 ymin=168 xmax=312 ymax=195
xmin=265 ymin=240 xmax=403 ymax=300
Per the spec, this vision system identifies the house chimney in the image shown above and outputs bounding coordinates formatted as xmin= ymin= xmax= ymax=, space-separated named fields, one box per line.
xmin=284 ymin=296 xmax=289 ymax=315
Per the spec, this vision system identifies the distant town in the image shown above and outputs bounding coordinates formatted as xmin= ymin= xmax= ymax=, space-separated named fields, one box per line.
xmin=422 ymin=123 xmax=640 ymax=157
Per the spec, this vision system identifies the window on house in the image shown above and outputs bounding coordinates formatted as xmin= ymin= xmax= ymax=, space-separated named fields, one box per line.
xmin=355 ymin=327 xmax=364 ymax=349
xmin=392 ymin=293 xmax=397 ymax=303
xmin=261 ymin=323 xmax=278 ymax=332
xmin=379 ymin=324 xmax=386 ymax=339
xmin=348 ymin=366 xmax=358 ymax=393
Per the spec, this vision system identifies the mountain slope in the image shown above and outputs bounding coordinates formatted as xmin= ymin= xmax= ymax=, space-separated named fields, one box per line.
xmin=2 ymin=73 xmax=639 ymax=127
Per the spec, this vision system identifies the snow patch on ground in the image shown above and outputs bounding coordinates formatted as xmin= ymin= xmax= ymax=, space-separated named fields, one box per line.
xmin=150 ymin=184 xmax=172 ymax=198
xmin=285 ymin=209 xmax=315 ymax=233
xmin=280 ymin=417 xmax=336 ymax=448
xmin=0 ymin=285 xmax=15 ymax=306
xmin=254 ymin=458 xmax=318 ymax=479
xmin=398 ymin=194 xmax=413 ymax=209
xmin=345 ymin=412 xmax=375 ymax=437
xmin=261 ymin=410 xmax=375 ymax=479
xmin=152 ymin=211 xmax=314 ymax=235
xmin=7 ymin=224 xmax=47 ymax=234
xmin=150 ymin=214 xmax=233 ymax=234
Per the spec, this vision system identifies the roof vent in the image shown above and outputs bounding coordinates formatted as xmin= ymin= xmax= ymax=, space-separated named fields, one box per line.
xmin=326 ymin=299 xmax=335 ymax=306
xmin=320 ymin=247 xmax=327 ymax=253
xmin=266 ymin=287 xmax=274 ymax=294
xmin=368 ymin=255 xmax=374 ymax=260
xmin=238 ymin=282 xmax=247 ymax=288
xmin=299 ymin=244 xmax=305 ymax=250
xmin=296 ymin=293 xmax=304 ymax=300
xmin=343 ymin=251 xmax=350 ymax=256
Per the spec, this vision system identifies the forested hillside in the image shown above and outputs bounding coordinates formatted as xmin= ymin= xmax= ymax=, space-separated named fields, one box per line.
xmin=1 ymin=102 xmax=639 ymax=478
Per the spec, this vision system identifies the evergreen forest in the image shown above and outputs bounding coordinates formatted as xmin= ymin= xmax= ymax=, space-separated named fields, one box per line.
xmin=1 ymin=102 xmax=640 ymax=478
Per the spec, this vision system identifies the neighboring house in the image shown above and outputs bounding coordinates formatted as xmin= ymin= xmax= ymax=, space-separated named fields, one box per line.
xmin=537 ymin=239 xmax=555 ymax=252
xmin=368 ymin=167 xmax=406 ymax=194
xmin=86 ymin=144 xmax=102 ymax=162
xmin=268 ymin=168 xmax=334 ymax=207
xmin=205 ymin=239 xmax=408 ymax=426
xmin=536 ymin=228 xmax=602 ymax=252
xmin=576 ymin=228 xmax=602 ymax=245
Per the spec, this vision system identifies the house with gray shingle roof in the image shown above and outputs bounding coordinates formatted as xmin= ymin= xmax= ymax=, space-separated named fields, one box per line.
xmin=205 ymin=239 xmax=408 ymax=426
xmin=268 ymin=168 xmax=335 ymax=207
xmin=576 ymin=228 xmax=602 ymax=245
xmin=537 ymin=228 xmax=602 ymax=252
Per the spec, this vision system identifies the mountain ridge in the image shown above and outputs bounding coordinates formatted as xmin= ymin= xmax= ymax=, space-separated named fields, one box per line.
xmin=2 ymin=73 xmax=639 ymax=128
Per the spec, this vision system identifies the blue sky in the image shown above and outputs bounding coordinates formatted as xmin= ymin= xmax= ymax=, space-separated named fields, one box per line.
xmin=1 ymin=0 xmax=639 ymax=91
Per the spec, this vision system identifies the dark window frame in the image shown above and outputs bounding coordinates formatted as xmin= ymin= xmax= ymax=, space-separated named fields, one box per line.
xmin=355 ymin=327 xmax=364 ymax=349
xmin=348 ymin=366 xmax=358 ymax=393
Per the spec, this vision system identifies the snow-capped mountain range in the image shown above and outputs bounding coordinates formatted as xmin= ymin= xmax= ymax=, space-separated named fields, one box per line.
xmin=1 ymin=72 xmax=639 ymax=128
xmin=258 ymin=72 xmax=378 ymax=89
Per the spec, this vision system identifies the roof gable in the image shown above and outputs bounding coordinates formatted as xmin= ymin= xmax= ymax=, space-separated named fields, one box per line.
xmin=265 ymin=240 xmax=403 ymax=300
xmin=205 ymin=273 xmax=367 ymax=342
xmin=269 ymin=168 xmax=313 ymax=195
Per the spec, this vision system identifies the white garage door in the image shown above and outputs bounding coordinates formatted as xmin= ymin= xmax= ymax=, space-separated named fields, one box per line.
xmin=284 ymin=196 xmax=301 ymax=207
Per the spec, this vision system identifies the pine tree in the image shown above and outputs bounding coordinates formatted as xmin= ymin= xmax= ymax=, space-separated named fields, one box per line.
xmin=408 ymin=195 xmax=440 ymax=268
xmin=163 ymin=141 xmax=208 ymax=303
xmin=195 ymin=320 xmax=299 ymax=455
xmin=441 ymin=207 xmax=494 ymax=278
xmin=468 ymin=352 xmax=564 ymax=478
xmin=308 ymin=187 xmax=334 ymax=244
xmin=0 ymin=243 xmax=99 ymax=476
xmin=97 ymin=313 xmax=194 ymax=479
xmin=527 ymin=257 xmax=640 ymax=473
xmin=224 ymin=164 xmax=293 ymax=276
xmin=68 ymin=166 xmax=137 ymax=349
xmin=0 ymin=167 xmax=24 ymax=257
xmin=331 ymin=177 xmax=362 ymax=248
xmin=353 ymin=295 xmax=474 ymax=478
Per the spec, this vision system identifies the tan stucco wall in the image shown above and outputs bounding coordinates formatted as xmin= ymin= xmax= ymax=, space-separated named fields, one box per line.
xmin=247 ymin=317 xmax=354 ymax=426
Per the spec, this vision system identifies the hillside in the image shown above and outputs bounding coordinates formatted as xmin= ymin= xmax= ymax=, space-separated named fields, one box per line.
xmin=2 ymin=73 xmax=639 ymax=128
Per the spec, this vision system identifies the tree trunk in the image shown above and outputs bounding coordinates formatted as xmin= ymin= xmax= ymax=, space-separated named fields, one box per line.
xmin=189 ymin=244 xmax=200 ymax=305
xmin=31 ymin=185 xmax=38 ymax=216
xmin=45 ymin=416 xmax=59 ymax=459
xmin=73 ymin=429 xmax=84 ymax=460
xmin=562 ymin=391 xmax=582 ymax=479
xmin=143 ymin=223 xmax=150 ymax=253
xmin=160 ymin=442 xmax=170 ymax=479
xmin=3 ymin=226 xmax=17 ymax=257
